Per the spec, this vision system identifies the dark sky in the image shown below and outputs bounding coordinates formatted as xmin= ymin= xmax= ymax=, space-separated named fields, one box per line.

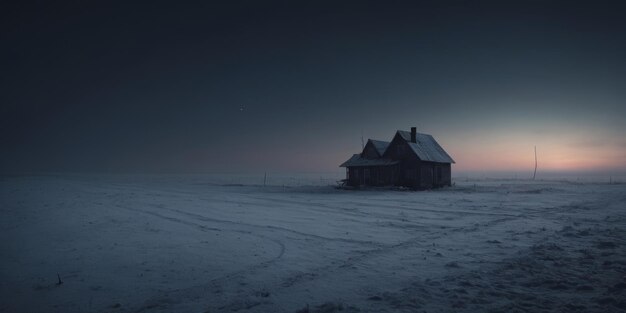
xmin=2 ymin=1 xmax=625 ymax=174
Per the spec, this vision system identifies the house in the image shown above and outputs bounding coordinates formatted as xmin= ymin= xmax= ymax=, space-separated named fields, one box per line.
xmin=340 ymin=127 xmax=455 ymax=188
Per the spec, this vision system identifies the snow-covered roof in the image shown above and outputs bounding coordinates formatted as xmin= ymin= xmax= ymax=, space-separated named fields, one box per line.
xmin=397 ymin=130 xmax=455 ymax=163
xmin=340 ymin=154 xmax=399 ymax=167
xmin=369 ymin=139 xmax=390 ymax=156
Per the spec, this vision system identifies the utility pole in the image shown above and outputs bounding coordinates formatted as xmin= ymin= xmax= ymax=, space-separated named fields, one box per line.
xmin=533 ymin=146 xmax=537 ymax=180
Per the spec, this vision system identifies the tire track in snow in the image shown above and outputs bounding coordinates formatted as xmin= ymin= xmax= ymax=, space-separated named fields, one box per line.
xmin=248 ymin=195 xmax=520 ymax=226
xmin=110 ymin=203 xmax=288 ymax=313
xmin=112 ymin=203 xmax=287 ymax=265
xmin=163 ymin=205 xmax=386 ymax=247
xmin=112 ymin=198 xmax=403 ymax=313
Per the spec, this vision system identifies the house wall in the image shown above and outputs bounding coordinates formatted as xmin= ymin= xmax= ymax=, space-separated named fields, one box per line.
xmin=347 ymin=167 xmax=362 ymax=186
xmin=382 ymin=133 xmax=411 ymax=160
xmin=384 ymin=133 xmax=422 ymax=187
xmin=361 ymin=141 xmax=381 ymax=159
xmin=419 ymin=163 xmax=434 ymax=188
xmin=347 ymin=163 xmax=450 ymax=188
xmin=441 ymin=163 xmax=452 ymax=186
xmin=347 ymin=167 xmax=356 ymax=186
xmin=418 ymin=162 xmax=452 ymax=188
xmin=347 ymin=165 xmax=398 ymax=186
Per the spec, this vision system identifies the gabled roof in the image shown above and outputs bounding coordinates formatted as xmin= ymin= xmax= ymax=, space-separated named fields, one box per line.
xmin=368 ymin=139 xmax=390 ymax=156
xmin=340 ymin=154 xmax=399 ymax=167
xmin=396 ymin=130 xmax=455 ymax=163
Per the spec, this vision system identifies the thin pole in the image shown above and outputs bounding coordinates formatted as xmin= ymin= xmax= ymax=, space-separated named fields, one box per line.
xmin=361 ymin=130 xmax=364 ymax=149
xmin=533 ymin=146 xmax=537 ymax=180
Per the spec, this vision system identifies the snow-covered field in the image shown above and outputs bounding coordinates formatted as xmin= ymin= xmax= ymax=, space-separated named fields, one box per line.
xmin=1 ymin=175 xmax=625 ymax=313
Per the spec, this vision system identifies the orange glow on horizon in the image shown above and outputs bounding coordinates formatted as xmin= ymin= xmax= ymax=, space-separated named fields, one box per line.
xmin=442 ymin=129 xmax=626 ymax=173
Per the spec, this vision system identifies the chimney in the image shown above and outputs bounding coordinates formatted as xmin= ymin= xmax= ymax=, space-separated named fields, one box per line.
xmin=410 ymin=127 xmax=417 ymax=143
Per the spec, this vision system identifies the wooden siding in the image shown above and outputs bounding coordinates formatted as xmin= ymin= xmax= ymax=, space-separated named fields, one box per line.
xmin=347 ymin=165 xmax=398 ymax=186
xmin=361 ymin=141 xmax=381 ymax=159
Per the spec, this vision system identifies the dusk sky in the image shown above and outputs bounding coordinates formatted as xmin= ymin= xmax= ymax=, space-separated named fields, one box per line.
xmin=2 ymin=1 xmax=625 ymax=174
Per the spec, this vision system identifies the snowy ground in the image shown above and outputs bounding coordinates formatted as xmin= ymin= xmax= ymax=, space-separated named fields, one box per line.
xmin=1 ymin=175 xmax=625 ymax=313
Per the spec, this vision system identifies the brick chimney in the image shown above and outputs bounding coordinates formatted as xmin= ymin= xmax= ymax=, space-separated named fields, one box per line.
xmin=410 ymin=127 xmax=416 ymax=143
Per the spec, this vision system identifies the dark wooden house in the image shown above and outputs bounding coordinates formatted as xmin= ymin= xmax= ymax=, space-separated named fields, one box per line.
xmin=340 ymin=127 xmax=455 ymax=189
